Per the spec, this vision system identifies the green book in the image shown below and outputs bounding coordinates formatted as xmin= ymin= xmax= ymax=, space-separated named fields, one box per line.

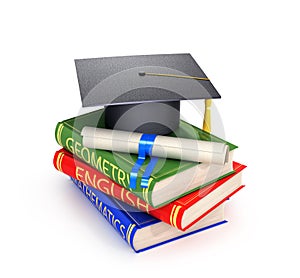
xmin=55 ymin=109 xmax=237 ymax=208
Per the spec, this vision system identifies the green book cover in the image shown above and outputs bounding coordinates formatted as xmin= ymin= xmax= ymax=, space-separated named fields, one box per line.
xmin=55 ymin=109 xmax=238 ymax=207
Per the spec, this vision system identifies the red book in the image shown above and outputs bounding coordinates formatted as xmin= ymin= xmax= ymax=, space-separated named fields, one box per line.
xmin=54 ymin=149 xmax=246 ymax=231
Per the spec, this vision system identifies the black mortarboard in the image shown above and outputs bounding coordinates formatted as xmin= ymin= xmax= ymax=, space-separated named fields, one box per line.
xmin=75 ymin=53 xmax=220 ymax=135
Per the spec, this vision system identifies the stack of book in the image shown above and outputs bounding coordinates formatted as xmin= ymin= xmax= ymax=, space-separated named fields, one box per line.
xmin=53 ymin=109 xmax=246 ymax=253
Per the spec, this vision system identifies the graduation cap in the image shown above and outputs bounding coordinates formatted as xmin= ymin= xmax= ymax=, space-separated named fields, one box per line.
xmin=75 ymin=53 xmax=220 ymax=135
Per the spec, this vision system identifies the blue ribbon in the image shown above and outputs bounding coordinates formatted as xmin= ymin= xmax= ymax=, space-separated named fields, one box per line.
xmin=129 ymin=134 xmax=158 ymax=189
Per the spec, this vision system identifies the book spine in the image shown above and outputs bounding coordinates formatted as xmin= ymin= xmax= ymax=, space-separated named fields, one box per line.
xmin=53 ymin=150 xmax=177 ymax=228
xmin=70 ymin=177 xmax=138 ymax=252
xmin=55 ymin=122 xmax=156 ymax=206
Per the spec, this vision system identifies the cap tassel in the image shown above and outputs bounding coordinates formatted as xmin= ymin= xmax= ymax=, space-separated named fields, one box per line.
xmin=203 ymin=99 xmax=212 ymax=133
xmin=138 ymin=72 xmax=210 ymax=81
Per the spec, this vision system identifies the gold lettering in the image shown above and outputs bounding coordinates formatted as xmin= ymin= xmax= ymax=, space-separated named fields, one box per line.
xmin=118 ymin=169 xmax=126 ymax=187
xmin=120 ymin=187 xmax=125 ymax=201
xmin=110 ymin=182 xmax=115 ymax=198
xmin=85 ymin=187 xmax=92 ymax=199
xmin=76 ymin=180 xmax=83 ymax=190
xmin=74 ymin=141 xmax=82 ymax=158
xmin=65 ymin=137 xmax=74 ymax=153
xmin=90 ymin=152 xmax=103 ymax=172
xmin=110 ymin=162 xmax=118 ymax=181
xmin=96 ymin=199 xmax=103 ymax=212
xmin=75 ymin=166 xmax=84 ymax=182
xmin=85 ymin=171 xmax=96 ymax=188
xmin=81 ymin=147 xmax=91 ymax=163
xmin=91 ymin=191 xmax=96 ymax=203
xmin=95 ymin=196 xmax=99 ymax=207
xmin=126 ymin=173 xmax=130 ymax=186
xmin=114 ymin=219 xmax=120 ymax=229
xmin=102 ymin=159 xmax=110 ymax=177
xmin=107 ymin=209 xmax=113 ymax=223
xmin=126 ymin=191 xmax=135 ymax=206
xmin=96 ymin=178 xmax=110 ymax=195
xmin=102 ymin=206 xmax=107 ymax=218
xmin=120 ymin=225 xmax=126 ymax=239
xmin=137 ymin=198 xmax=150 ymax=213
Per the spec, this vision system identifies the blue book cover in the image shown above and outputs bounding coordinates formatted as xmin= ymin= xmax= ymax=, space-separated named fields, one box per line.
xmin=70 ymin=177 xmax=227 ymax=253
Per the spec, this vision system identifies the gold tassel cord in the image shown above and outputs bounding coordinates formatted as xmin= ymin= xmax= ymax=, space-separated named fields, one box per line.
xmin=203 ymin=99 xmax=212 ymax=133
xmin=139 ymin=72 xmax=210 ymax=81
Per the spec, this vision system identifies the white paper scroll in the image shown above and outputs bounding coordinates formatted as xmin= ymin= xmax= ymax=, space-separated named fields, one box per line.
xmin=81 ymin=127 xmax=229 ymax=165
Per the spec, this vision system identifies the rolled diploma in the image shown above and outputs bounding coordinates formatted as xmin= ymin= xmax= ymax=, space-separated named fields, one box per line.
xmin=81 ymin=127 xmax=229 ymax=165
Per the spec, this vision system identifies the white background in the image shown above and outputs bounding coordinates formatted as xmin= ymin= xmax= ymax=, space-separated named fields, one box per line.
xmin=1 ymin=1 xmax=299 ymax=277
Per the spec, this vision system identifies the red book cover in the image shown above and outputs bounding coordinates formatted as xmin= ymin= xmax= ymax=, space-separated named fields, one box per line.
xmin=54 ymin=149 xmax=246 ymax=231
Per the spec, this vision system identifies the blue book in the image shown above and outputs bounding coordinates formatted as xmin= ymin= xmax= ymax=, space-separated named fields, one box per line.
xmin=70 ymin=177 xmax=227 ymax=253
